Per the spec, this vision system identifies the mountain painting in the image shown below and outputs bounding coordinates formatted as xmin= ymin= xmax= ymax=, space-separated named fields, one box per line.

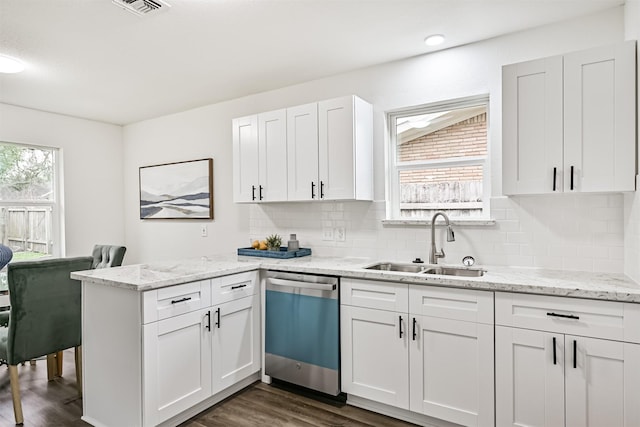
xmin=139 ymin=158 xmax=214 ymax=219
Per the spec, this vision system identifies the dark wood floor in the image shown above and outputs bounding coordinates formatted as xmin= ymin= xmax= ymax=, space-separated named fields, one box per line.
xmin=1 ymin=349 xmax=416 ymax=427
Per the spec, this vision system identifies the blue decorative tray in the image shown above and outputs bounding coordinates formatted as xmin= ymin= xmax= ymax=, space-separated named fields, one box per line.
xmin=237 ymin=247 xmax=312 ymax=259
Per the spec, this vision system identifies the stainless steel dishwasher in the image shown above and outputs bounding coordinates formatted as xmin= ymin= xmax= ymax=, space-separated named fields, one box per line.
xmin=264 ymin=270 xmax=340 ymax=396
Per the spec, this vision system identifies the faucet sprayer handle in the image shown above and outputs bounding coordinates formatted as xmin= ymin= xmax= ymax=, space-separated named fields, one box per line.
xmin=446 ymin=226 xmax=455 ymax=242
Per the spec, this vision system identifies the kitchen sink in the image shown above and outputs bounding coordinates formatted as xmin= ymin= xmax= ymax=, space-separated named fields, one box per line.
xmin=364 ymin=262 xmax=485 ymax=277
xmin=363 ymin=262 xmax=429 ymax=273
xmin=423 ymin=267 xmax=485 ymax=277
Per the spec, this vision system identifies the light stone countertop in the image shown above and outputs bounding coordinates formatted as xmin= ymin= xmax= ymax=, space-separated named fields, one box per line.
xmin=71 ymin=254 xmax=640 ymax=303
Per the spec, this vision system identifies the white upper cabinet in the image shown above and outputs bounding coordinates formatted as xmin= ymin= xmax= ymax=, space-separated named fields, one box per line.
xmin=232 ymin=109 xmax=288 ymax=203
xmin=564 ymin=41 xmax=636 ymax=193
xmin=318 ymin=95 xmax=373 ymax=201
xmin=503 ymin=40 xmax=636 ymax=195
xmin=234 ymin=95 xmax=373 ymax=203
xmin=286 ymin=102 xmax=319 ymax=201
xmin=502 ymin=56 xmax=563 ymax=195
xmin=232 ymin=115 xmax=259 ymax=202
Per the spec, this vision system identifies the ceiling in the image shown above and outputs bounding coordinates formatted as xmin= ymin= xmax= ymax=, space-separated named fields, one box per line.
xmin=0 ymin=0 xmax=623 ymax=125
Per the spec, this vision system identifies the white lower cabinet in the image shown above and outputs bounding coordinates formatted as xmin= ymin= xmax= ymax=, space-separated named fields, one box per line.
xmin=340 ymin=279 xmax=494 ymax=427
xmin=211 ymin=293 xmax=261 ymax=395
xmin=81 ymin=271 xmax=260 ymax=427
xmin=341 ymin=305 xmax=409 ymax=408
xmin=143 ymin=308 xmax=212 ymax=426
xmin=495 ymin=292 xmax=640 ymax=427
xmin=410 ymin=315 xmax=494 ymax=426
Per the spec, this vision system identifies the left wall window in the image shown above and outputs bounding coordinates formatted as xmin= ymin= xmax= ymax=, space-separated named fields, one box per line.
xmin=0 ymin=142 xmax=61 ymax=261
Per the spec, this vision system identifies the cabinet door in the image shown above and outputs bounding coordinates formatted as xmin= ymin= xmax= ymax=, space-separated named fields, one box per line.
xmin=565 ymin=336 xmax=640 ymax=427
xmin=232 ymin=115 xmax=259 ymax=202
xmin=143 ymin=308 xmax=212 ymax=426
xmin=287 ymin=103 xmax=319 ymax=201
xmin=340 ymin=305 xmax=409 ymax=409
xmin=564 ymin=41 xmax=636 ymax=192
xmin=318 ymin=96 xmax=355 ymax=200
xmin=410 ymin=315 xmax=494 ymax=426
xmin=258 ymin=109 xmax=288 ymax=202
xmin=495 ymin=326 xmax=564 ymax=427
xmin=502 ymin=56 xmax=563 ymax=195
xmin=211 ymin=294 xmax=261 ymax=395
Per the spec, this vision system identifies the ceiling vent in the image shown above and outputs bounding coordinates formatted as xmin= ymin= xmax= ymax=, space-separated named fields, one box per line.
xmin=112 ymin=0 xmax=171 ymax=16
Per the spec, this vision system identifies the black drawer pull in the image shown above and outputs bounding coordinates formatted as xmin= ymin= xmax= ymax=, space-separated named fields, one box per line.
xmin=320 ymin=181 xmax=325 ymax=199
xmin=552 ymin=167 xmax=557 ymax=191
xmin=399 ymin=316 xmax=403 ymax=339
xmin=252 ymin=185 xmax=256 ymax=201
xmin=231 ymin=284 xmax=247 ymax=290
xmin=573 ymin=339 xmax=577 ymax=369
xmin=570 ymin=166 xmax=574 ymax=190
xmin=552 ymin=336 xmax=557 ymax=365
xmin=311 ymin=181 xmax=316 ymax=199
xmin=547 ymin=312 xmax=579 ymax=320
xmin=412 ymin=317 xmax=417 ymax=341
xmin=171 ymin=297 xmax=192 ymax=304
xmin=216 ymin=307 xmax=221 ymax=329
xmin=259 ymin=185 xmax=264 ymax=200
xmin=205 ymin=311 xmax=211 ymax=331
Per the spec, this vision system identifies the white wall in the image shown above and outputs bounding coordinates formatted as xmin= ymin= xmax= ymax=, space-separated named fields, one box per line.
xmin=124 ymin=6 xmax=634 ymax=276
xmin=0 ymin=103 xmax=125 ymax=257
xmin=624 ymin=0 xmax=640 ymax=283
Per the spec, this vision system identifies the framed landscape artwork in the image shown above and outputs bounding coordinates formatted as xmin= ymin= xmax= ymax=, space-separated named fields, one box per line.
xmin=139 ymin=158 xmax=214 ymax=219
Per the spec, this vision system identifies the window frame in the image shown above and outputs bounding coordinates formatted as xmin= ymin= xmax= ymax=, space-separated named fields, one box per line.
xmin=385 ymin=94 xmax=491 ymax=222
xmin=0 ymin=141 xmax=63 ymax=258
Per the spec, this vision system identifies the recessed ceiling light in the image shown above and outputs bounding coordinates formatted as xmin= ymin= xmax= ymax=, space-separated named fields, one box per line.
xmin=424 ymin=34 xmax=445 ymax=47
xmin=0 ymin=54 xmax=26 ymax=73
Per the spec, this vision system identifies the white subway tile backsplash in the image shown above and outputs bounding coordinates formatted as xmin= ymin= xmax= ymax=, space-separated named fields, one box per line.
xmin=249 ymin=195 xmax=628 ymax=274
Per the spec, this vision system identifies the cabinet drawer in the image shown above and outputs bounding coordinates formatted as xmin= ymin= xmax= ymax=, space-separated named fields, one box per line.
xmin=341 ymin=278 xmax=408 ymax=312
xmin=495 ymin=292 xmax=640 ymax=343
xmin=143 ymin=280 xmax=211 ymax=324
xmin=409 ymin=285 xmax=494 ymax=325
xmin=212 ymin=271 xmax=258 ymax=305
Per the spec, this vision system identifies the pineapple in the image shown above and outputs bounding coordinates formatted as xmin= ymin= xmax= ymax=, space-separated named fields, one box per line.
xmin=265 ymin=234 xmax=282 ymax=251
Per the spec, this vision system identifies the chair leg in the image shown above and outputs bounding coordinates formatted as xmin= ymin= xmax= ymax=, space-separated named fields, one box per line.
xmin=9 ymin=365 xmax=24 ymax=424
xmin=46 ymin=354 xmax=57 ymax=380
xmin=56 ymin=351 xmax=63 ymax=376
xmin=74 ymin=346 xmax=83 ymax=396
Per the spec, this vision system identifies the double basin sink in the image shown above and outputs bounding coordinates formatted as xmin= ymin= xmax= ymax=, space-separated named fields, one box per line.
xmin=364 ymin=262 xmax=485 ymax=277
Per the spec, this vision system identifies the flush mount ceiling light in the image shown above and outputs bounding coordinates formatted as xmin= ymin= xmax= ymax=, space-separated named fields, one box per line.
xmin=424 ymin=34 xmax=445 ymax=47
xmin=0 ymin=54 xmax=26 ymax=73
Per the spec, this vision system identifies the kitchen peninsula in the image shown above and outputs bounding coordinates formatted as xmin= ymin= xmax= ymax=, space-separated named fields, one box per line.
xmin=72 ymin=255 xmax=640 ymax=427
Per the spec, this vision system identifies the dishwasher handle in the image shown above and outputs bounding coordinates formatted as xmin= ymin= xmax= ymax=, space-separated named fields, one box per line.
xmin=267 ymin=277 xmax=336 ymax=291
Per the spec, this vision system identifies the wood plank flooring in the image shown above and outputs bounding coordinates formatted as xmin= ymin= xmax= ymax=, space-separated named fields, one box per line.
xmin=0 ymin=349 xmax=416 ymax=427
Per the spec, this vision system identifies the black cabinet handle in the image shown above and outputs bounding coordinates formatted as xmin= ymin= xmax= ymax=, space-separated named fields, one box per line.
xmin=412 ymin=317 xmax=417 ymax=341
xmin=259 ymin=185 xmax=263 ymax=200
xmin=399 ymin=316 xmax=403 ymax=338
xmin=311 ymin=181 xmax=316 ymax=199
xmin=553 ymin=167 xmax=557 ymax=191
xmin=552 ymin=336 xmax=557 ymax=365
xmin=205 ymin=311 xmax=211 ymax=331
xmin=231 ymin=284 xmax=247 ymax=290
xmin=216 ymin=307 xmax=221 ymax=329
xmin=171 ymin=297 xmax=191 ymax=304
xmin=570 ymin=166 xmax=574 ymax=190
xmin=547 ymin=312 xmax=579 ymax=320
xmin=573 ymin=339 xmax=577 ymax=369
xmin=252 ymin=185 xmax=256 ymax=200
xmin=320 ymin=181 xmax=325 ymax=199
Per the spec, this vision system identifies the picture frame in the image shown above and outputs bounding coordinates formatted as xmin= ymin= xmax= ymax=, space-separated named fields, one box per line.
xmin=139 ymin=158 xmax=214 ymax=220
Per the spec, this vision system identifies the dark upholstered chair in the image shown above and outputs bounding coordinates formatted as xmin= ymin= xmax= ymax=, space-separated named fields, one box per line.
xmin=91 ymin=244 xmax=126 ymax=269
xmin=0 ymin=256 xmax=93 ymax=425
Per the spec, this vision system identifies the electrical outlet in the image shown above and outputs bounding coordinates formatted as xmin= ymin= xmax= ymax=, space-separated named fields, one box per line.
xmin=335 ymin=227 xmax=345 ymax=242
xmin=322 ymin=228 xmax=334 ymax=241
xmin=200 ymin=225 xmax=208 ymax=237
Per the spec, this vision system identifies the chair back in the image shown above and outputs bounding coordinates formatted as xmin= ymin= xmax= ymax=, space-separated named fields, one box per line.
xmin=91 ymin=245 xmax=126 ymax=269
xmin=4 ymin=256 xmax=93 ymax=365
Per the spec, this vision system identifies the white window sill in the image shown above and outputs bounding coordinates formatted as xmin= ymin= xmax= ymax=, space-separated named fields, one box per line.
xmin=382 ymin=218 xmax=496 ymax=227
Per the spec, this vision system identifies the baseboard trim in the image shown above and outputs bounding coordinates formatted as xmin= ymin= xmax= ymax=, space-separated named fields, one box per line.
xmin=158 ymin=372 xmax=261 ymax=427
xmin=347 ymin=394 xmax=461 ymax=427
